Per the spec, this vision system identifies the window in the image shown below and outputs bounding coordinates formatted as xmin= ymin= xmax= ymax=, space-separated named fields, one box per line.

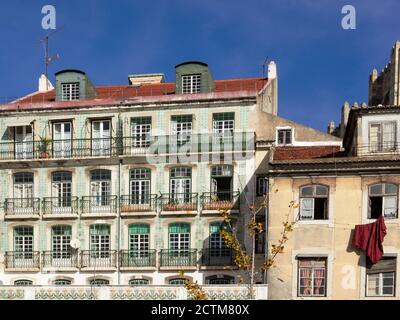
xmin=14 ymin=226 xmax=33 ymax=259
xmin=14 ymin=280 xmax=33 ymax=286
xmin=277 ymin=128 xmax=292 ymax=145
xmin=369 ymin=122 xmax=396 ymax=152
xmin=299 ymin=185 xmax=329 ymax=220
xmin=13 ymin=173 xmax=34 ymax=214
xmin=129 ymin=224 xmax=150 ymax=256
xmin=366 ymin=257 xmax=396 ymax=297
xmin=209 ymin=222 xmax=230 ymax=257
xmin=52 ymin=172 xmax=72 ymax=212
xmin=298 ymin=258 xmax=327 ymax=297
xmin=182 ymin=74 xmax=201 ymax=94
xmin=206 ymin=275 xmax=234 ymax=285
xmin=61 ymin=82 xmax=80 ymax=101
xmin=52 ymin=122 xmax=72 ymax=158
xmin=211 ymin=165 xmax=233 ymax=200
xmin=90 ymin=278 xmax=109 ymax=286
xmin=53 ymin=279 xmax=72 ymax=286
xmin=92 ymin=120 xmax=111 ymax=156
xmin=130 ymin=168 xmax=151 ymax=205
xmin=256 ymin=176 xmax=268 ymax=197
xmin=129 ymin=278 xmax=150 ymax=286
xmin=90 ymin=169 xmax=111 ymax=207
xmin=213 ymin=113 xmax=234 ymax=142
xmin=169 ymin=278 xmax=187 ymax=285
xmin=131 ymin=117 xmax=151 ymax=148
xmin=171 ymin=115 xmax=193 ymax=146
xmin=89 ymin=224 xmax=110 ymax=258
xmin=169 ymin=223 xmax=190 ymax=253
xmin=52 ymin=225 xmax=72 ymax=259
xmin=170 ymin=167 xmax=192 ymax=203
xmin=14 ymin=125 xmax=33 ymax=160
xmin=369 ymin=183 xmax=398 ymax=219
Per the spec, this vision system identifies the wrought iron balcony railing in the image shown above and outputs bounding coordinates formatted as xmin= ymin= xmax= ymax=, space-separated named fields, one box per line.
xmin=0 ymin=132 xmax=255 ymax=161
xmin=119 ymin=250 xmax=157 ymax=268
xmin=200 ymin=248 xmax=234 ymax=266
xmin=354 ymin=141 xmax=400 ymax=156
xmin=120 ymin=194 xmax=158 ymax=213
xmin=42 ymin=251 xmax=79 ymax=268
xmin=80 ymin=250 xmax=117 ymax=268
xmin=81 ymin=196 xmax=118 ymax=214
xmin=159 ymin=249 xmax=197 ymax=267
xmin=4 ymin=198 xmax=41 ymax=216
xmin=159 ymin=193 xmax=198 ymax=211
xmin=4 ymin=251 xmax=41 ymax=269
xmin=42 ymin=197 xmax=79 ymax=215
xmin=200 ymin=191 xmax=240 ymax=210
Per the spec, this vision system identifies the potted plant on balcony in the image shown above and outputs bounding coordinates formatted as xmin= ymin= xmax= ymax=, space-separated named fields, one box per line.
xmin=39 ymin=135 xmax=51 ymax=159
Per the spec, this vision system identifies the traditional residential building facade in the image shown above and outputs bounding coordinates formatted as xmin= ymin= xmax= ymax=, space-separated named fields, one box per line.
xmin=267 ymin=42 xmax=400 ymax=300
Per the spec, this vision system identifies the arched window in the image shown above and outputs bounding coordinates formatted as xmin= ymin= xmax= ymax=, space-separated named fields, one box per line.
xmin=169 ymin=278 xmax=186 ymax=285
xmin=369 ymin=183 xmax=398 ymax=219
xmin=206 ymin=275 xmax=234 ymax=285
xmin=53 ymin=279 xmax=72 ymax=286
xmin=90 ymin=278 xmax=109 ymax=286
xmin=14 ymin=279 xmax=33 ymax=286
xmin=299 ymin=185 xmax=329 ymax=220
xmin=129 ymin=278 xmax=150 ymax=286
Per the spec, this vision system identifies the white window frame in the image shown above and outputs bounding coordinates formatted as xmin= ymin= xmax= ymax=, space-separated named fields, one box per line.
xmin=276 ymin=127 xmax=293 ymax=146
xmin=182 ymin=74 xmax=201 ymax=94
xmin=368 ymin=121 xmax=397 ymax=153
xmin=61 ymin=82 xmax=80 ymax=101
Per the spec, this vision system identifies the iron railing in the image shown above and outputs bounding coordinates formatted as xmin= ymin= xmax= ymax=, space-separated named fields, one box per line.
xmin=80 ymin=250 xmax=117 ymax=268
xmin=119 ymin=250 xmax=157 ymax=268
xmin=159 ymin=249 xmax=197 ymax=267
xmin=200 ymin=191 xmax=240 ymax=210
xmin=4 ymin=251 xmax=41 ymax=269
xmin=81 ymin=196 xmax=118 ymax=214
xmin=120 ymin=194 xmax=158 ymax=213
xmin=42 ymin=251 xmax=78 ymax=268
xmin=159 ymin=193 xmax=198 ymax=211
xmin=0 ymin=132 xmax=255 ymax=161
xmin=4 ymin=198 xmax=41 ymax=216
xmin=200 ymin=248 xmax=234 ymax=266
xmin=354 ymin=141 xmax=400 ymax=156
xmin=42 ymin=197 xmax=79 ymax=215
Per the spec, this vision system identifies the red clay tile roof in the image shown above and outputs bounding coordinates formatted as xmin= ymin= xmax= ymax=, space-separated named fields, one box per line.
xmin=273 ymin=146 xmax=343 ymax=161
xmin=7 ymin=78 xmax=267 ymax=106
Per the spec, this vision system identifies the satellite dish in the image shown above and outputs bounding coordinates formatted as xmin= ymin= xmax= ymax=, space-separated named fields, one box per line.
xmin=70 ymin=239 xmax=80 ymax=249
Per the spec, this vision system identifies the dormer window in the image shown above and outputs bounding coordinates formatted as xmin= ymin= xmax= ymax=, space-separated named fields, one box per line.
xmin=277 ymin=128 xmax=292 ymax=145
xmin=61 ymin=82 xmax=80 ymax=101
xmin=182 ymin=74 xmax=201 ymax=94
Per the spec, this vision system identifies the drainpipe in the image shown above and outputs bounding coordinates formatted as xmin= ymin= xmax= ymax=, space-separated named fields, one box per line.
xmin=117 ymin=158 xmax=122 ymax=285
xmin=264 ymin=179 xmax=269 ymax=285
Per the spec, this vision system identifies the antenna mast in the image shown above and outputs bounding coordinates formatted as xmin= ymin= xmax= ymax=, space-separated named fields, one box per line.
xmin=41 ymin=28 xmax=62 ymax=90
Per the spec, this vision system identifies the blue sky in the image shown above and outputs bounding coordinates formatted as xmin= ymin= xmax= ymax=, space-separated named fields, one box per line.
xmin=0 ymin=0 xmax=399 ymax=132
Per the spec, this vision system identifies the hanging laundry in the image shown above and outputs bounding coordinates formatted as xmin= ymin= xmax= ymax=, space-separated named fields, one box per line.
xmin=352 ymin=215 xmax=387 ymax=264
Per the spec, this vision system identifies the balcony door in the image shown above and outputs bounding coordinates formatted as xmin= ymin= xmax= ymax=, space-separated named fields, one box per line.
xmin=13 ymin=226 xmax=34 ymax=267
xmin=209 ymin=222 xmax=230 ymax=263
xmin=171 ymin=115 xmax=192 ymax=147
xmin=13 ymin=173 xmax=34 ymax=215
xmin=92 ymin=120 xmax=111 ymax=156
xmin=51 ymin=225 xmax=72 ymax=266
xmin=129 ymin=224 xmax=150 ymax=266
xmin=52 ymin=172 xmax=72 ymax=214
xmin=90 ymin=170 xmax=111 ymax=213
xmin=90 ymin=224 xmax=111 ymax=265
xmin=170 ymin=167 xmax=191 ymax=203
xmin=52 ymin=122 xmax=72 ymax=158
xmin=131 ymin=117 xmax=151 ymax=152
xmin=168 ymin=223 xmax=190 ymax=265
xmin=130 ymin=168 xmax=151 ymax=206
xmin=210 ymin=165 xmax=233 ymax=201
xmin=15 ymin=125 xmax=33 ymax=160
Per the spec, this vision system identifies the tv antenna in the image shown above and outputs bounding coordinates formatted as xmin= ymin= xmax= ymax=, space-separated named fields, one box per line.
xmin=41 ymin=27 xmax=63 ymax=90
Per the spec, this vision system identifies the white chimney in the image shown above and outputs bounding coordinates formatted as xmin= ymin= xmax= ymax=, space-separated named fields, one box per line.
xmin=38 ymin=74 xmax=54 ymax=92
xmin=267 ymin=61 xmax=277 ymax=79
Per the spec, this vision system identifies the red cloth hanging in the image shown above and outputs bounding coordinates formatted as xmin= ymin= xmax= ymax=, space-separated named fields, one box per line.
xmin=352 ymin=215 xmax=387 ymax=264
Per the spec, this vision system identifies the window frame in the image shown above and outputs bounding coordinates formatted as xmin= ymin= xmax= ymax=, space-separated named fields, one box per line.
xmin=61 ymin=82 xmax=80 ymax=101
xmin=365 ymin=256 xmax=396 ymax=297
xmin=299 ymin=185 xmax=329 ymax=221
xmin=297 ymin=257 xmax=327 ymax=297
xmin=181 ymin=74 xmax=201 ymax=94
xmin=276 ymin=128 xmax=293 ymax=146
xmin=368 ymin=183 xmax=398 ymax=219
xmin=368 ymin=121 xmax=397 ymax=153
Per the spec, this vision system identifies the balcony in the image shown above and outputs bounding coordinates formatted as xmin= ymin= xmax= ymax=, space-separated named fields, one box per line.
xmin=159 ymin=249 xmax=197 ymax=269
xmin=42 ymin=197 xmax=79 ymax=218
xmin=80 ymin=250 xmax=117 ymax=270
xmin=354 ymin=141 xmax=400 ymax=157
xmin=4 ymin=198 xmax=41 ymax=219
xmin=81 ymin=196 xmax=118 ymax=217
xmin=0 ymin=132 xmax=255 ymax=162
xmin=119 ymin=250 xmax=157 ymax=270
xmin=159 ymin=193 xmax=198 ymax=213
xmin=200 ymin=191 xmax=240 ymax=212
xmin=200 ymin=248 xmax=235 ymax=269
xmin=42 ymin=251 xmax=78 ymax=270
xmin=4 ymin=251 xmax=40 ymax=271
xmin=120 ymin=195 xmax=157 ymax=216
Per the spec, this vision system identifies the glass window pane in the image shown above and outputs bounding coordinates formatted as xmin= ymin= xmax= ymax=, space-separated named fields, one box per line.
xmin=316 ymin=186 xmax=328 ymax=196
xmin=370 ymin=184 xmax=383 ymax=195
xmin=301 ymin=186 xmax=313 ymax=196
xmin=385 ymin=183 xmax=398 ymax=194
